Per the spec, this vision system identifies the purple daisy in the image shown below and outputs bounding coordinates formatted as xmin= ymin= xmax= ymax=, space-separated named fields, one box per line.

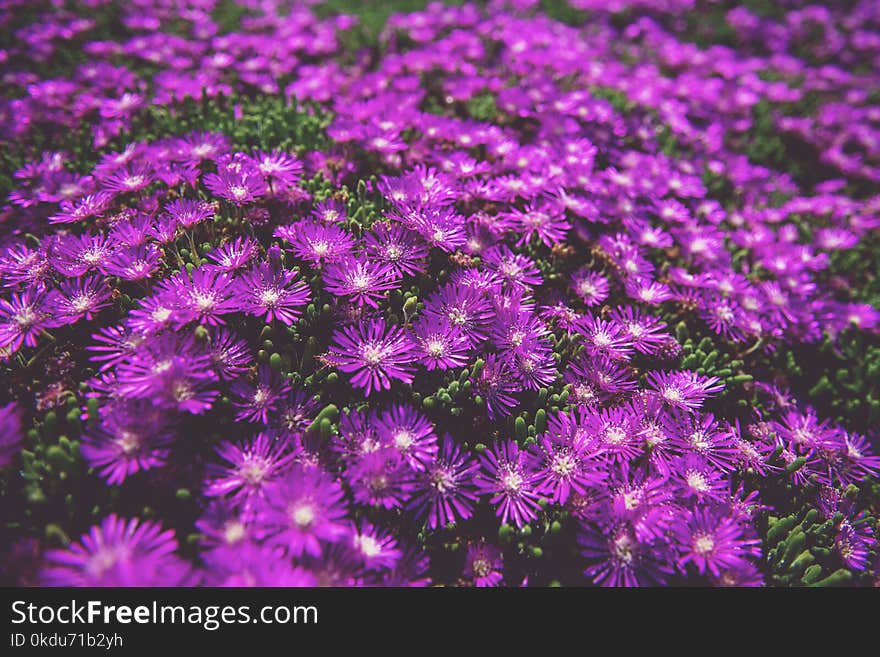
xmin=275 ymin=221 xmax=355 ymax=267
xmin=41 ymin=515 xmax=192 ymax=586
xmin=203 ymin=163 xmax=267 ymax=205
xmin=49 ymin=192 xmax=113 ymax=225
xmin=409 ymin=434 xmax=480 ymax=529
xmin=80 ymin=401 xmax=175 ymax=485
xmin=579 ymin=523 xmax=670 ymax=587
xmin=206 ymin=236 xmax=258 ymax=272
xmin=256 ymin=464 xmax=349 ymax=558
xmin=322 ymin=257 xmax=401 ymax=308
xmin=326 ymin=319 xmax=417 ymax=396
xmin=571 ymin=269 xmax=610 ymax=307
xmin=463 ymin=542 xmax=504 ymax=587
xmin=423 ymin=283 xmax=494 ymax=347
xmin=477 ymin=440 xmax=543 ymax=529
xmin=251 ymin=149 xmax=302 ymax=189
xmin=411 ymin=316 xmax=470 ymax=370
xmin=374 ymin=404 xmax=439 ymax=471
xmin=531 ymin=431 xmax=604 ymax=504
xmin=404 ymin=207 xmax=467 ymax=252
xmin=230 ymin=365 xmax=292 ymax=424
xmin=49 ymin=233 xmax=116 ymax=277
xmin=673 ymin=508 xmax=761 ymax=578
xmin=163 ymin=198 xmax=214 ymax=230
xmin=470 ymin=353 xmax=519 ymax=420
xmin=103 ymin=244 xmax=162 ymax=282
xmin=0 ymin=287 xmax=64 ymax=353
xmin=206 ymin=328 xmax=252 ymax=380
xmin=350 ymin=520 xmax=402 ymax=572
xmin=345 ymin=448 xmax=415 ymax=510
xmin=364 ymin=222 xmax=429 ymax=276
xmin=647 ymin=370 xmax=725 ymax=412
xmin=113 ymin=333 xmax=218 ymax=414
xmin=204 ymin=432 xmax=297 ymax=506
xmin=171 ymin=266 xmax=240 ymax=326
xmin=50 ymin=275 xmax=112 ymax=322
xmin=482 ymin=244 xmax=543 ymax=289
xmin=233 ymin=249 xmax=311 ymax=325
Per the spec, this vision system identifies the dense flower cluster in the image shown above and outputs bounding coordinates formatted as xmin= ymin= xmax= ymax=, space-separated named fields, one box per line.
xmin=1 ymin=0 xmax=878 ymax=587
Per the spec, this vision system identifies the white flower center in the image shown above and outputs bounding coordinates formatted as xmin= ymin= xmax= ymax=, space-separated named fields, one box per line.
xmin=292 ymin=504 xmax=315 ymax=528
xmin=693 ymin=533 xmax=715 ymax=556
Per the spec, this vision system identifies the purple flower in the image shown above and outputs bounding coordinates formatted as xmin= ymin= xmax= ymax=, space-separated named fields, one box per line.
xmin=608 ymin=306 xmax=671 ymax=355
xmin=826 ymin=432 xmax=880 ymax=485
xmin=206 ymin=236 xmax=258 ymax=272
xmin=126 ymin=293 xmax=178 ymax=335
xmin=50 ymin=275 xmax=112 ymax=322
xmin=463 ymin=542 xmax=504 ymax=587
xmin=41 ymin=515 xmax=192 ymax=586
xmin=205 ymin=432 xmax=296 ymax=506
xmin=647 ymin=370 xmax=724 ymax=412
xmin=171 ymin=267 xmax=240 ymax=326
xmin=275 ymin=221 xmax=355 ymax=266
xmin=196 ymin=503 xmax=255 ymax=573
xmin=510 ymin=203 xmax=571 ymax=247
xmin=206 ymin=328 xmax=252 ymax=380
xmin=505 ymin=335 xmax=557 ymax=390
xmin=233 ymin=250 xmax=311 ymax=325
xmin=203 ymin=163 xmax=267 ymax=205
xmin=100 ymin=163 xmax=153 ymax=194
xmin=345 ymin=448 xmax=414 ymax=509
xmin=49 ymin=233 xmax=116 ymax=277
xmin=668 ymin=411 xmax=739 ymax=472
xmin=587 ymin=406 xmax=643 ymax=463
xmin=80 ymin=401 xmax=176 ymax=485
xmin=256 ymin=464 xmax=349 ymax=558
xmin=0 ymin=287 xmax=64 ymax=353
xmin=471 ymin=353 xmax=519 ymax=420
xmin=174 ymin=131 xmax=230 ymax=164
xmin=49 ymin=192 xmax=112 ymax=225
xmin=423 ymin=283 xmax=494 ymax=347
xmin=477 ymin=440 xmax=543 ymax=529
xmin=834 ymin=518 xmax=875 ymax=571
xmin=673 ymin=508 xmax=760 ymax=578
xmin=308 ymin=199 xmax=344 ymax=224
xmin=103 ymin=244 xmax=162 ymax=281
xmin=350 ymin=521 xmax=402 ymax=572
xmin=251 ymin=149 xmax=302 ymax=188
xmin=230 ymin=365 xmax=292 ymax=424
xmin=579 ymin=523 xmax=669 ymax=587
xmin=114 ymin=333 xmax=218 ymax=414
xmin=215 ymin=544 xmax=317 ymax=587
xmin=577 ymin=314 xmax=634 ymax=361
xmin=531 ymin=430 xmax=604 ymax=505
xmin=571 ymin=269 xmax=609 ymax=306
xmin=404 ymin=207 xmax=467 ymax=252
xmin=364 ymin=222 xmax=429 ymax=276
xmin=482 ymin=244 xmax=543 ymax=288
xmin=411 ymin=316 xmax=470 ymax=370
xmin=88 ymin=324 xmax=146 ymax=371
xmin=670 ymin=455 xmax=727 ymax=502
xmin=322 ymin=257 xmax=401 ymax=308
xmin=326 ymin=319 xmax=417 ymax=395
xmin=409 ymin=434 xmax=479 ymax=529
xmin=374 ymin=404 xmax=438 ymax=470
xmin=164 ymin=199 xmax=214 ymax=230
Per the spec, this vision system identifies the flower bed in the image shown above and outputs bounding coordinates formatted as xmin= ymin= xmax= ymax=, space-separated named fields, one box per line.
xmin=0 ymin=0 xmax=878 ymax=587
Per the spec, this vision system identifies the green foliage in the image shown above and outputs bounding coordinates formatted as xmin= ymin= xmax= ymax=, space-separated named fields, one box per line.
xmin=466 ymin=92 xmax=499 ymax=122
